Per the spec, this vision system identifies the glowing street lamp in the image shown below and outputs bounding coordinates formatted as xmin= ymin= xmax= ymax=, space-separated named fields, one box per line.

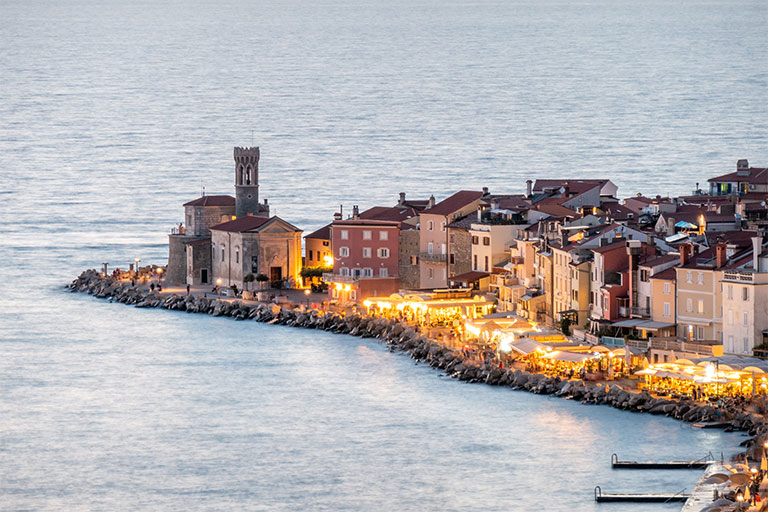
xmin=216 ymin=278 xmax=222 ymax=297
xmin=134 ymin=258 xmax=141 ymax=278
xmin=304 ymin=288 xmax=311 ymax=307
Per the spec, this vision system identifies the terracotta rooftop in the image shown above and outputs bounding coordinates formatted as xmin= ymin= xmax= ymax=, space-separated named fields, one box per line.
xmin=360 ymin=206 xmax=420 ymax=222
xmin=183 ymin=195 xmax=235 ymax=207
xmin=305 ymin=224 xmax=331 ymax=240
xmin=707 ymin=167 xmax=768 ymax=184
xmin=209 ymin=215 xmax=271 ymax=232
xmin=426 ymin=190 xmax=484 ymax=216
xmin=449 ymin=271 xmax=491 ymax=283
xmin=651 ymin=268 xmax=676 ymax=281
xmin=532 ymin=179 xmax=609 ymax=195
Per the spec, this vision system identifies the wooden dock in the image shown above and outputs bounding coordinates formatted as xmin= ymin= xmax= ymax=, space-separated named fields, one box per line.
xmin=611 ymin=453 xmax=714 ymax=469
xmin=595 ymin=486 xmax=690 ymax=502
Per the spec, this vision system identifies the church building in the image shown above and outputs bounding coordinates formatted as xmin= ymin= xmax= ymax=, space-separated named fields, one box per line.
xmin=168 ymin=147 xmax=302 ymax=289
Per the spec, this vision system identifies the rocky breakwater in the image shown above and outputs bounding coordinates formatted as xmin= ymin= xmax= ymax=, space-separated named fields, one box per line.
xmin=70 ymin=269 xmax=766 ymax=439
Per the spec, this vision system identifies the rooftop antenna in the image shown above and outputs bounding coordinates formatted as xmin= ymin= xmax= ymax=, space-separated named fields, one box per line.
xmin=202 ymin=183 xmax=205 ymax=197
xmin=251 ymin=130 xmax=254 ymax=146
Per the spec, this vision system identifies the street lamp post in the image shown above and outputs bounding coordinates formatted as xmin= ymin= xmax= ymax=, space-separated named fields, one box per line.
xmin=216 ymin=278 xmax=222 ymax=297
xmin=304 ymin=288 xmax=311 ymax=307
xmin=102 ymin=262 xmax=108 ymax=277
xmin=134 ymin=258 xmax=141 ymax=279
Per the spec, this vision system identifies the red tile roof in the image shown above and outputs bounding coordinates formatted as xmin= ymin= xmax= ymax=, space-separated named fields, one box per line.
xmin=360 ymin=206 xmax=420 ymax=222
xmin=305 ymin=224 xmax=331 ymax=240
xmin=707 ymin=167 xmax=768 ymax=184
xmin=533 ymin=179 xmax=608 ymax=195
xmin=449 ymin=271 xmax=490 ymax=283
xmin=210 ymin=215 xmax=271 ymax=232
xmin=183 ymin=195 xmax=235 ymax=207
xmin=425 ymin=190 xmax=484 ymax=216
xmin=651 ymin=268 xmax=676 ymax=280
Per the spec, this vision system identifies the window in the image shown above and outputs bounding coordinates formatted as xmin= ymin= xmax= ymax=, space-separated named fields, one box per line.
xmin=235 ymin=250 xmax=239 ymax=264
xmin=363 ymin=230 xmax=372 ymax=240
xmin=340 ymin=230 xmax=349 ymax=240
xmin=442 ymin=268 xmax=446 ymax=280
xmin=352 ymin=268 xmax=361 ymax=278
xmin=428 ymin=221 xmax=434 ymax=231
xmin=441 ymin=243 xmax=446 ymax=255
xmin=697 ymin=327 xmax=704 ymax=339
xmin=698 ymin=272 xmax=704 ymax=285
xmin=727 ymin=285 xmax=733 ymax=299
xmin=379 ymin=231 xmax=388 ymax=241
xmin=640 ymin=269 xmax=649 ymax=282
xmin=728 ymin=309 xmax=733 ymax=325
xmin=441 ymin=221 xmax=446 ymax=232
xmin=473 ymin=255 xmax=478 ymax=269
xmin=251 ymin=256 xmax=258 ymax=273
xmin=332 ymin=288 xmax=339 ymax=298
xmin=686 ymin=271 xmax=692 ymax=283
xmin=428 ymin=268 xmax=434 ymax=279
xmin=379 ymin=268 xmax=388 ymax=277
xmin=410 ymin=256 xmax=419 ymax=265
xmin=428 ymin=242 xmax=433 ymax=255
xmin=350 ymin=290 xmax=357 ymax=301
xmin=664 ymin=302 xmax=670 ymax=317
xmin=378 ymin=248 xmax=390 ymax=258
xmin=484 ymin=256 xmax=489 ymax=272
xmin=449 ymin=253 xmax=455 ymax=265
xmin=363 ymin=268 xmax=373 ymax=277
xmin=664 ymin=282 xmax=670 ymax=294
xmin=340 ymin=267 xmax=350 ymax=276
xmin=744 ymin=312 xmax=749 ymax=326
xmin=339 ymin=246 xmax=349 ymax=257
xmin=362 ymin=247 xmax=371 ymax=258
xmin=744 ymin=338 xmax=749 ymax=353
xmin=308 ymin=250 xmax=313 ymax=261
xmin=697 ymin=300 xmax=703 ymax=314
xmin=686 ymin=298 xmax=692 ymax=312
xmin=483 ymin=236 xmax=490 ymax=246
xmin=221 ymin=248 xmax=225 ymax=262
xmin=472 ymin=236 xmax=479 ymax=245
xmin=743 ymin=287 xmax=749 ymax=301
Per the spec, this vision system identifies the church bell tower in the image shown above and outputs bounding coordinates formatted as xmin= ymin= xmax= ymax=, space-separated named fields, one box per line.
xmin=234 ymin=146 xmax=261 ymax=217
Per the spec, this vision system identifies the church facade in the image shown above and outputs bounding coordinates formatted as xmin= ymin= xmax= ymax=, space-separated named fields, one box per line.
xmin=167 ymin=147 xmax=301 ymax=289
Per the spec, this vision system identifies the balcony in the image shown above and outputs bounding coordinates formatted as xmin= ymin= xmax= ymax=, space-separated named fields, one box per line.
xmin=420 ymin=252 xmax=447 ymax=263
xmin=648 ymin=337 xmax=722 ymax=357
xmin=630 ymin=306 xmax=651 ymax=317
xmin=323 ymin=273 xmax=357 ymax=284
xmin=723 ymin=270 xmax=754 ymax=283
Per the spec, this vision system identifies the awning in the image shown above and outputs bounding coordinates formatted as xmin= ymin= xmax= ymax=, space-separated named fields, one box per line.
xmin=542 ymin=350 xmax=595 ymax=363
xmin=611 ymin=319 xmax=675 ymax=331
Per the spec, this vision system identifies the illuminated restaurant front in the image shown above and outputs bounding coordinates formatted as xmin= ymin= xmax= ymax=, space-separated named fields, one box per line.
xmin=362 ymin=289 xmax=495 ymax=327
xmin=637 ymin=359 xmax=768 ymax=398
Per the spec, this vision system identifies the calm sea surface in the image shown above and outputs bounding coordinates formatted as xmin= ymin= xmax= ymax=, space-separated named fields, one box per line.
xmin=1 ymin=0 xmax=765 ymax=509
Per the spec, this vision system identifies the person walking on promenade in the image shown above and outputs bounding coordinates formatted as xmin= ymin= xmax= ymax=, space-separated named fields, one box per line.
xmin=186 ymin=284 xmax=190 ymax=296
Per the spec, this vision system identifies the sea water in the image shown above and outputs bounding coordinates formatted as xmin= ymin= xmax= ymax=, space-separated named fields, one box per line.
xmin=1 ymin=0 xmax=765 ymax=509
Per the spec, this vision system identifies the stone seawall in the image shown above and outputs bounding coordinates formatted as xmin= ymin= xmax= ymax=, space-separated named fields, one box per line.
xmin=69 ymin=269 xmax=768 ymax=457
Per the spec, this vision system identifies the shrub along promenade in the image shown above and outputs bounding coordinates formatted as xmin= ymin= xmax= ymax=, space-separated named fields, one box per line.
xmin=69 ymin=269 xmax=768 ymax=460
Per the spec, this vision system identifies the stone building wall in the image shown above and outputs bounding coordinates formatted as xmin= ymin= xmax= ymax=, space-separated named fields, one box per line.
xmin=448 ymin=228 xmax=472 ymax=278
xmin=398 ymin=229 xmax=420 ymax=290
xmin=186 ymin=205 xmax=235 ymax=237
xmin=167 ymin=235 xmax=188 ymax=284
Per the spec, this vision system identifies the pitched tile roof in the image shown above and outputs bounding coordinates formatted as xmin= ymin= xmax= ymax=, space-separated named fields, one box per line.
xmin=305 ymin=224 xmax=331 ymax=240
xmin=210 ymin=215 xmax=271 ymax=232
xmin=360 ymin=206 xmax=420 ymax=222
xmin=707 ymin=167 xmax=768 ymax=184
xmin=183 ymin=195 xmax=235 ymax=207
xmin=425 ymin=190 xmax=484 ymax=216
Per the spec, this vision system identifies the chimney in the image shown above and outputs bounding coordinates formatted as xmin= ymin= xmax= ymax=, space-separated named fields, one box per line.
xmin=680 ymin=243 xmax=693 ymax=266
xmin=352 ymin=205 xmax=359 ymax=220
xmin=477 ymin=205 xmax=483 ymax=222
xmin=398 ymin=192 xmax=406 ymax=206
xmin=715 ymin=242 xmax=727 ymax=268
xmin=482 ymin=187 xmax=489 ymax=196
xmin=427 ymin=195 xmax=435 ymax=209
xmin=526 ymin=180 xmax=533 ymax=198
xmin=752 ymin=236 xmax=762 ymax=271
xmin=333 ymin=212 xmax=342 ymax=221
xmin=738 ymin=159 xmax=749 ymax=170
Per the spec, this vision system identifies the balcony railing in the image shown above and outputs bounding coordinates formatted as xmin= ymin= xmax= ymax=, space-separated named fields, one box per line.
xmin=170 ymin=225 xmax=186 ymax=235
xmin=630 ymin=306 xmax=651 ymax=317
xmin=323 ymin=273 xmax=357 ymax=284
xmin=648 ymin=337 xmax=721 ymax=357
xmin=420 ymin=252 xmax=447 ymax=263
xmin=723 ymin=270 xmax=754 ymax=283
